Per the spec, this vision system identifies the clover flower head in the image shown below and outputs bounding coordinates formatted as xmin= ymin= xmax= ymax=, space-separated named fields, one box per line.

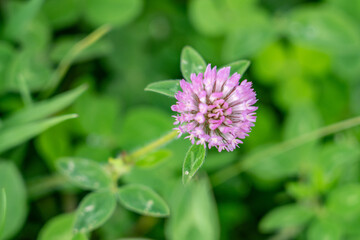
xmin=171 ymin=64 xmax=257 ymax=152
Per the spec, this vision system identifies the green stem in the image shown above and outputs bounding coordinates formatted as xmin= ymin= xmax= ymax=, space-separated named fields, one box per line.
xmin=43 ymin=25 xmax=111 ymax=97
xmin=27 ymin=174 xmax=69 ymax=200
xmin=128 ymin=130 xmax=178 ymax=161
xmin=211 ymin=115 xmax=360 ymax=187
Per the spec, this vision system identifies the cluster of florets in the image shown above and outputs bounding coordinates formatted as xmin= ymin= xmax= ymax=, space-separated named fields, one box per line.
xmin=171 ymin=64 xmax=257 ymax=152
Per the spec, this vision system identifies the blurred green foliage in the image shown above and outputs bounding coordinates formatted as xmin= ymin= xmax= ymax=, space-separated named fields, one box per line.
xmin=1 ymin=0 xmax=360 ymax=239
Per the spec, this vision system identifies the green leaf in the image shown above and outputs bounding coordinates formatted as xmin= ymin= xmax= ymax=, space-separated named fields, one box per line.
xmin=42 ymin=0 xmax=82 ymax=29
xmin=84 ymin=0 xmax=143 ymax=27
xmin=188 ymin=0 xmax=225 ymax=37
xmin=4 ymin=0 xmax=45 ymax=40
xmin=36 ymin=123 xmax=72 ymax=169
xmin=145 ymin=80 xmax=180 ymax=98
xmin=182 ymin=144 xmax=206 ymax=184
xmin=259 ymin=204 xmax=313 ymax=233
xmin=117 ymin=184 xmax=170 ymax=217
xmin=4 ymin=84 xmax=87 ymax=127
xmin=0 ymin=114 xmax=77 ymax=154
xmin=135 ymin=149 xmax=172 ymax=167
xmin=327 ymin=184 xmax=360 ymax=221
xmin=73 ymin=93 xmax=119 ymax=135
xmin=0 ymin=161 xmax=27 ymax=240
xmin=0 ymin=188 xmax=6 ymax=239
xmin=180 ymin=46 xmax=206 ymax=82
xmin=166 ymin=180 xmax=219 ymax=240
xmin=56 ymin=157 xmax=112 ymax=190
xmin=307 ymin=219 xmax=341 ymax=240
xmin=223 ymin=60 xmax=251 ymax=76
xmin=286 ymin=6 xmax=360 ymax=54
xmin=223 ymin=10 xmax=276 ymax=60
xmin=38 ymin=213 xmax=76 ymax=240
xmin=4 ymin=50 xmax=52 ymax=92
xmin=74 ymin=190 xmax=116 ymax=233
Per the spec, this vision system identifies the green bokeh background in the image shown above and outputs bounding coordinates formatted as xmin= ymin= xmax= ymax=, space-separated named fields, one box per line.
xmin=1 ymin=0 xmax=360 ymax=239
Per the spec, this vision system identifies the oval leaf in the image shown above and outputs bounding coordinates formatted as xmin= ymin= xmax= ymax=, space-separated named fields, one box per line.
xmin=74 ymin=190 xmax=116 ymax=233
xmin=180 ymin=46 xmax=206 ymax=82
xmin=145 ymin=80 xmax=180 ymax=98
xmin=182 ymin=144 xmax=206 ymax=184
xmin=118 ymin=184 xmax=170 ymax=217
xmin=38 ymin=213 xmax=76 ymax=240
xmin=223 ymin=60 xmax=251 ymax=76
xmin=56 ymin=157 xmax=112 ymax=190
xmin=0 ymin=161 xmax=27 ymax=240
xmin=0 ymin=114 xmax=77 ymax=154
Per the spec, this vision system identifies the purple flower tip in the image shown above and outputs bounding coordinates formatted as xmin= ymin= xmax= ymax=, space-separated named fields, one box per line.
xmin=171 ymin=64 xmax=257 ymax=152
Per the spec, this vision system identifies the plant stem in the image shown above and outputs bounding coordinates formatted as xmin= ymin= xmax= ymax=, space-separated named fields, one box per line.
xmin=43 ymin=25 xmax=111 ymax=97
xmin=211 ymin=115 xmax=360 ymax=187
xmin=128 ymin=130 xmax=178 ymax=161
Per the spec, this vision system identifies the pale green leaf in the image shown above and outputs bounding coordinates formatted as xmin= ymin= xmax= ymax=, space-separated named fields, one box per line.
xmin=74 ymin=190 xmax=116 ymax=233
xmin=260 ymin=204 xmax=313 ymax=232
xmin=0 ymin=114 xmax=77 ymax=154
xmin=118 ymin=184 xmax=170 ymax=217
xmin=223 ymin=60 xmax=251 ymax=76
xmin=180 ymin=46 xmax=206 ymax=82
xmin=182 ymin=144 xmax=206 ymax=184
xmin=166 ymin=179 xmax=219 ymax=240
xmin=38 ymin=213 xmax=75 ymax=240
xmin=145 ymin=80 xmax=180 ymax=98
xmin=56 ymin=157 xmax=112 ymax=190
xmin=4 ymin=84 xmax=87 ymax=127
xmin=0 ymin=161 xmax=27 ymax=240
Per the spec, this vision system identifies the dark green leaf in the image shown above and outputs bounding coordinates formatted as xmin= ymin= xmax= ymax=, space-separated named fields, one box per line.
xmin=0 ymin=161 xmax=27 ymax=240
xmin=182 ymin=144 xmax=206 ymax=184
xmin=145 ymin=80 xmax=180 ymax=98
xmin=180 ymin=46 xmax=206 ymax=82
xmin=74 ymin=190 xmax=116 ymax=233
xmin=118 ymin=184 xmax=170 ymax=217
xmin=56 ymin=157 xmax=112 ymax=190
xmin=0 ymin=114 xmax=77 ymax=154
